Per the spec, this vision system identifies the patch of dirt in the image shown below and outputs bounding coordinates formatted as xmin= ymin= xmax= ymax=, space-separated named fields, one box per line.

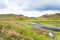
xmin=31 ymin=28 xmax=52 ymax=35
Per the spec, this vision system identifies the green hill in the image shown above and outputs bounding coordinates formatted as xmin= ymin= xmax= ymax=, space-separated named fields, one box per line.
xmin=36 ymin=13 xmax=60 ymax=21
xmin=33 ymin=13 xmax=60 ymax=27
xmin=0 ymin=14 xmax=60 ymax=40
xmin=0 ymin=14 xmax=30 ymax=21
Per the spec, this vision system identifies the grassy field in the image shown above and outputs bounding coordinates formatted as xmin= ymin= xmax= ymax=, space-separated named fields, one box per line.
xmin=0 ymin=14 xmax=60 ymax=40
xmin=0 ymin=21 xmax=60 ymax=40
xmin=24 ymin=20 xmax=60 ymax=28
xmin=1 ymin=21 xmax=60 ymax=40
xmin=0 ymin=21 xmax=50 ymax=40
xmin=35 ymin=21 xmax=60 ymax=28
xmin=23 ymin=20 xmax=60 ymax=40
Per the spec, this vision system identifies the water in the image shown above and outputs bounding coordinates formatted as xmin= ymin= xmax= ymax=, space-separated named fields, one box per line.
xmin=31 ymin=23 xmax=60 ymax=32
xmin=31 ymin=23 xmax=42 ymax=28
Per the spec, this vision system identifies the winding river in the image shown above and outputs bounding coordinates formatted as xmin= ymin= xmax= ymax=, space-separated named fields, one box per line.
xmin=31 ymin=23 xmax=60 ymax=32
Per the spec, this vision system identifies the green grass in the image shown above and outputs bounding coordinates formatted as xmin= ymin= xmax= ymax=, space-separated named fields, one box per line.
xmin=54 ymin=32 xmax=60 ymax=40
xmin=0 ymin=21 xmax=50 ymax=40
xmin=0 ymin=14 xmax=60 ymax=40
xmin=25 ymin=20 xmax=60 ymax=28
xmin=0 ymin=21 xmax=60 ymax=40
xmin=38 ymin=21 xmax=60 ymax=28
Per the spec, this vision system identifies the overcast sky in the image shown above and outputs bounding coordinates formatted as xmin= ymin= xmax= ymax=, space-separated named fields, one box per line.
xmin=0 ymin=0 xmax=60 ymax=17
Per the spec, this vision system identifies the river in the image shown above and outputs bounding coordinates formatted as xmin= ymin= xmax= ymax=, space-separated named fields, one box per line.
xmin=31 ymin=23 xmax=60 ymax=32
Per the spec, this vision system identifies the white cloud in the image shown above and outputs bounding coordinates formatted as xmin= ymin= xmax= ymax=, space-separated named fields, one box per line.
xmin=0 ymin=0 xmax=60 ymax=17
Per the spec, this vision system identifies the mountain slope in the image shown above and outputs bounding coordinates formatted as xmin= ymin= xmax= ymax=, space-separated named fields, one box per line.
xmin=36 ymin=13 xmax=60 ymax=21
xmin=0 ymin=14 xmax=29 ymax=21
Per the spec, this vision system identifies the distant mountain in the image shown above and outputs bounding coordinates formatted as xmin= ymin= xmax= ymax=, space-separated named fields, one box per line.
xmin=0 ymin=14 xmax=29 ymax=21
xmin=41 ymin=13 xmax=60 ymax=18
xmin=36 ymin=13 xmax=60 ymax=21
xmin=0 ymin=13 xmax=60 ymax=21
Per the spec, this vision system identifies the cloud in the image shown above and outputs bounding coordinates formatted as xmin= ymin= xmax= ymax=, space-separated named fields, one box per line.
xmin=0 ymin=4 xmax=6 ymax=9
xmin=0 ymin=0 xmax=60 ymax=11
xmin=0 ymin=0 xmax=60 ymax=17
xmin=23 ymin=0 xmax=60 ymax=11
xmin=0 ymin=0 xmax=6 ymax=9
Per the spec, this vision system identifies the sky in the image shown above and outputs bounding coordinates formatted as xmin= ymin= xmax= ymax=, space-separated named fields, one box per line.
xmin=0 ymin=0 xmax=60 ymax=17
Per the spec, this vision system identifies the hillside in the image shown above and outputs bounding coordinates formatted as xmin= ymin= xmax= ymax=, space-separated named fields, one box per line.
xmin=0 ymin=14 xmax=51 ymax=40
xmin=0 ymin=14 xmax=60 ymax=40
xmin=0 ymin=14 xmax=30 ymax=21
xmin=33 ymin=13 xmax=60 ymax=27
xmin=36 ymin=13 xmax=60 ymax=21
xmin=0 ymin=21 xmax=53 ymax=40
